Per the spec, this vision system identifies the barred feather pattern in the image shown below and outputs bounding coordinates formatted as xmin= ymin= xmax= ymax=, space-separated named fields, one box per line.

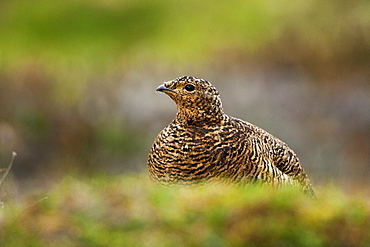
xmin=148 ymin=76 xmax=315 ymax=198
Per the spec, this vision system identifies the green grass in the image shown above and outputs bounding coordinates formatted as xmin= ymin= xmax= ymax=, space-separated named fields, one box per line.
xmin=1 ymin=174 xmax=369 ymax=246
xmin=1 ymin=0 xmax=369 ymax=70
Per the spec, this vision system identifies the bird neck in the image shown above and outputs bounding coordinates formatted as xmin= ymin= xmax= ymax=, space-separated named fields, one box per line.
xmin=175 ymin=105 xmax=226 ymax=126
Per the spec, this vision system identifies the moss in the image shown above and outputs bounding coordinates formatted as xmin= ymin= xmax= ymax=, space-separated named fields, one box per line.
xmin=1 ymin=174 xmax=369 ymax=246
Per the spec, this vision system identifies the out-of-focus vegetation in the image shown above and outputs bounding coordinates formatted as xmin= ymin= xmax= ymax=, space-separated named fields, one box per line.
xmin=1 ymin=175 xmax=369 ymax=246
xmin=1 ymin=0 xmax=370 ymax=73
xmin=0 ymin=0 xmax=368 ymax=190
xmin=0 ymin=1 xmax=369 ymax=244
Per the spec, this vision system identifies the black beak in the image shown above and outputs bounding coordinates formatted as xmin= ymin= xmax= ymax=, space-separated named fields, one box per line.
xmin=156 ymin=84 xmax=176 ymax=93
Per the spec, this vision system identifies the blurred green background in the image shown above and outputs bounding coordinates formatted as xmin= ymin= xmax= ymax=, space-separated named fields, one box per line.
xmin=0 ymin=0 xmax=370 ymax=245
xmin=0 ymin=0 xmax=369 ymax=195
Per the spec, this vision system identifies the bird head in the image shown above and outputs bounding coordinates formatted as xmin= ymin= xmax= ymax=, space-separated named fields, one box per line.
xmin=156 ymin=76 xmax=225 ymax=125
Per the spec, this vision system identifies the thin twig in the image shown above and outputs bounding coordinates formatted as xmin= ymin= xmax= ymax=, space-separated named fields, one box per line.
xmin=0 ymin=151 xmax=17 ymax=187
xmin=22 ymin=197 xmax=49 ymax=211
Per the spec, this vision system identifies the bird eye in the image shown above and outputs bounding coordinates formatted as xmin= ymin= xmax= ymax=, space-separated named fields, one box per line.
xmin=184 ymin=84 xmax=195 ymax=92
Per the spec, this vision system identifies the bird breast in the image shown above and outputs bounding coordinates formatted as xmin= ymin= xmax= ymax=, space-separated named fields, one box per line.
xmin=148 ymin=121 xmax=250 ymax=184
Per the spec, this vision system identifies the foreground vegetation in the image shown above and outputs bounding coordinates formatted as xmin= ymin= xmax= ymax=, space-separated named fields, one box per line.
xmin=1 ymin=174 xmax=369 ymax=246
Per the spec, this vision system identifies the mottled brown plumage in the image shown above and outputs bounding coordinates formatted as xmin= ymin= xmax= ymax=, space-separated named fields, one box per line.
xmin=148 ymin=76 xmax=315 ymax=197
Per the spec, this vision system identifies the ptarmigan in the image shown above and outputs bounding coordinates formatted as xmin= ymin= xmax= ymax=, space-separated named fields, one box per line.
xmin=148 ymin=76 xmax=315 ymax=198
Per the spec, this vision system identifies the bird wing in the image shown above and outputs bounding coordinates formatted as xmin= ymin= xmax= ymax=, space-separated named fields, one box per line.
xmin=233 ymin=117 xmax=316 ymax=197
xmin=270 ymin=140 xmax=316 ymax=198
